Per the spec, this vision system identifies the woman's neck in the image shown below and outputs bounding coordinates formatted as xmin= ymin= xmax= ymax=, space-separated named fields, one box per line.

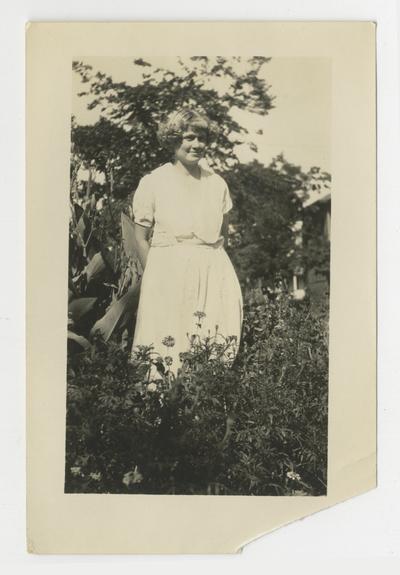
xmin=173 ymin=159 xmax=202 ymax=180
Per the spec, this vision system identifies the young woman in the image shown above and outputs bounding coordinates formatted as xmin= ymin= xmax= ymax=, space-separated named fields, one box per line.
xmin=131 ymin=108 xmax=243 ymax=372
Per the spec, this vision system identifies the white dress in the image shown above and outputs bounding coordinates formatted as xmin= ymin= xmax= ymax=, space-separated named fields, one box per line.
xmin=131 ymin=162 xmax=243 ymax=372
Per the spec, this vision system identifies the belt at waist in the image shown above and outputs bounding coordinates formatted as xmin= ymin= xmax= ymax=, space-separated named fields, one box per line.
xmin=151 ymin=235 xmax=224 ymax=249
xmin=151 ymin=239 xmax=224 ymax=250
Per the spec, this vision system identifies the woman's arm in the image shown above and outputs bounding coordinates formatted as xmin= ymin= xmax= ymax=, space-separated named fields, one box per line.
xmin=221 ymin=212 xmax=230 ymax=246
xmin=134 ymin=223 xmax=152 ymax=270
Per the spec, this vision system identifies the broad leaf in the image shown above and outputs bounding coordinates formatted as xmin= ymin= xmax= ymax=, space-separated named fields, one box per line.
xmin=68 ymin=297 xmax=97 ymax=323
xmin=67 ymin=330 xmax=91 ymax=351
xmin=121 ymin=212 xmax=138 ymax=260
xmin=90 ymin=283 xmax=140 ymax=342
xmin=85 ymin=252 xmax=106 ymax=283
xmin=74 ymin=214 xmax=86 ymax=248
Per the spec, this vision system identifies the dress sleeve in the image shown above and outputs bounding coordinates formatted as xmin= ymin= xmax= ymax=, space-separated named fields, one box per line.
xmin=132 ymin=175 xmax=155 ymax=228
xmin=222 ymin=182 xmax=233 ymax=215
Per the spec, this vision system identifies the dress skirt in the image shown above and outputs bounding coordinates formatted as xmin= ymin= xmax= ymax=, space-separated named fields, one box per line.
xmin=132 ymin=242 xmax=243 ymax=372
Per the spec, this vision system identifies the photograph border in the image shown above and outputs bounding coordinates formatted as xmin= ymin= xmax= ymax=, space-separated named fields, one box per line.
xmin=26 ymin=21 xmax=376 ymax=554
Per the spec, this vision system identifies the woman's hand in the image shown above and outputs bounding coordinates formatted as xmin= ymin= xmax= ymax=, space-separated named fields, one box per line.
xmin=134 ymin=223 xmax=152 ymax=270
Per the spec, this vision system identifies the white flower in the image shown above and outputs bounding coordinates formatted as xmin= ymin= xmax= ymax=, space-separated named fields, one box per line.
xmin=70 ymin=466 xmax=81 ymax=477
xmin=162 ymin=335 xmax=175 ymax=347
xmin=286 ymin=471 xmax=301 ymax=482
xmin=89 ymin=472 xmax=102 ymax=481
xmin=147 ymin=382 xmax=157 ymax=392
xmin=122 ymin=465 xmax=143 ymax=486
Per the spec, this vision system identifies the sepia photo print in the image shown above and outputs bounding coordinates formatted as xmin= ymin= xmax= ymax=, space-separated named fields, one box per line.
xmin=65 ymin=55 xmax=331 ymax=496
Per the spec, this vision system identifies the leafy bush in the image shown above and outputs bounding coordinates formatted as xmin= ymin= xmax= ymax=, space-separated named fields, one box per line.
xmin=65 ymin=292 xmax=328 ymax=496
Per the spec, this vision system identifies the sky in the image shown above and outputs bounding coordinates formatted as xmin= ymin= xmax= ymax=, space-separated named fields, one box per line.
xmin=72 ymin=57 xmax=331 ymax=174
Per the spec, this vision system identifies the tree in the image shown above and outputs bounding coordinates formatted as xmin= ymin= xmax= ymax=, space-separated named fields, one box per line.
xmin=72 ymin=56 xmax=274 ymax=190
xmin=225 ymin=157 xmax=304 ymax=289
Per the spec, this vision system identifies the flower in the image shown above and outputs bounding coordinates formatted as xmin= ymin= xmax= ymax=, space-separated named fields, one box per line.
xmin=286 ymin=471 xmax=301 ymax=482
xmin=147 ymin=382 xmax=157 ymax=392
xmin=193 ymin=311 xmax=206 ymax=320
xmin=164 ymin=355 xmax=173 ymax=366
xmin=70 ymin=466 xmax=81 ymax=477
xmin=122 ymin=466 xmax=143 ymax=486
xmin=162 ymin=336 xmax=175 ymax=348
xmin=89 ymin=471 xmax=102 ymax=481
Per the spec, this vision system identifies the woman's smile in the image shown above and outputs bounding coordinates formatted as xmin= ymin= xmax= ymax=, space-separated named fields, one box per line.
xmin=174 ymin=128 xmax=207 ymax=166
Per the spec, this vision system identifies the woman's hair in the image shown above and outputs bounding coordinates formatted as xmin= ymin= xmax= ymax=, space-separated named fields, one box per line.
xmin=157 ymin=108 xmax=217 ymax=152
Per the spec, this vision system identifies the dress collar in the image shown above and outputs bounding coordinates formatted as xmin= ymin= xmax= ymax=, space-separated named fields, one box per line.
xmin=170 ymin=161 xmax=204 ymax=181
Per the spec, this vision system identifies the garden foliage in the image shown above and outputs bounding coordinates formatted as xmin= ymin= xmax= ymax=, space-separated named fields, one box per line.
xmin=66 ymin=292 xmax=328 ymax=496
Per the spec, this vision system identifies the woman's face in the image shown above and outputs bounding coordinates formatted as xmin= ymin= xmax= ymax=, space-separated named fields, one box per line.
xmin=174 ymin=126 xmax=207 ymax=167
